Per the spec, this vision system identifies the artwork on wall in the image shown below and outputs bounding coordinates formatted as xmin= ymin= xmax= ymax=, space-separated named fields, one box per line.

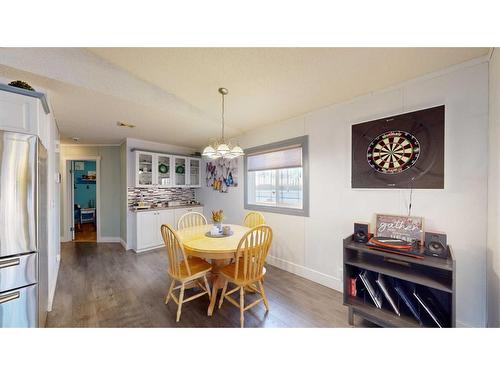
xmin=206 ymin=158 xmax=239 ymax=193
xmin=351 ymin=105 xmax=445 ymax=189
xmin=375 ymin=214 xmax=424 ymax=244
xmin=74 ymin=161 xmax=85 ymax=171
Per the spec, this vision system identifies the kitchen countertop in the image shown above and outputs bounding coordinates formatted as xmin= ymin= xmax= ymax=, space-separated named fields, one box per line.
xmin=129 ymin=204 xmax=203 ymax=212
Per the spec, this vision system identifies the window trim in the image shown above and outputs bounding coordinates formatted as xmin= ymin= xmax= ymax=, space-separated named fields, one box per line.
xmin=244 ymin=135 xmax=309 ymax=217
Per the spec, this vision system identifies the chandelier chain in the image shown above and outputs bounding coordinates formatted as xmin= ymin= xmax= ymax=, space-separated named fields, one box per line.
xmin=221 ymin=92 xmax=225 ymax=141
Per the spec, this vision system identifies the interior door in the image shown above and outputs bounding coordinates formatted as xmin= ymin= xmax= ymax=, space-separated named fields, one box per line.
xmin=70 ymin=161 xmax=75 ymax=241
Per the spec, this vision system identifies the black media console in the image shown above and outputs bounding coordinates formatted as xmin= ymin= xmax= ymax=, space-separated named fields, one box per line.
xmin=343 ymin=235 xmax=456 ymax=328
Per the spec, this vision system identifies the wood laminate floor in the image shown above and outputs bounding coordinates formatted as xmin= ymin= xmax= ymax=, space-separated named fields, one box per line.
xmin=73 ymin=223 xmax=97 ymax=242
xmin=47 ymin=242 xmax=372 ymax=328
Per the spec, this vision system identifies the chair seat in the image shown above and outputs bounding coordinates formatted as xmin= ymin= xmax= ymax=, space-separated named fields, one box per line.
xmin=220 ymin=262 xmax=266 ymax=285
xmin=172 ymin=257 xmax=212 ymax=280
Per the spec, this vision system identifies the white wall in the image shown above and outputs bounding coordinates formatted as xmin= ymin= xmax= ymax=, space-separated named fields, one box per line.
xmin=197 ymin=60 xmax=489 ymax=327
xmin=47 ymin=111 xmax=61 ymax=311
xmin=488 ymin=49 xmax=500 ymax=327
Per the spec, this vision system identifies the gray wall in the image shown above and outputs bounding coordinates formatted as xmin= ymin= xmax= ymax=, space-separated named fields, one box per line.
xmin=120 ymin=142 xmax=127 ymax=242
xmin=488 ymin=50 xmax=500 ymax=327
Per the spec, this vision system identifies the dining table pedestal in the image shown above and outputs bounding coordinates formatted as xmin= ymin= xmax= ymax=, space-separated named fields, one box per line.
xmin=177 ymin=224 xmax=250 ymax=316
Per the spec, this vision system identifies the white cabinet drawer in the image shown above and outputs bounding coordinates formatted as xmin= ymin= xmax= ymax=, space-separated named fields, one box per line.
xmin=0 ymin=90 xmax=39 ymax=134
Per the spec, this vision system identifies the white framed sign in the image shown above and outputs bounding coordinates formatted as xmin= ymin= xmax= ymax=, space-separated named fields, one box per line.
xmin=375 ymin=214 xmax=424 ymax=244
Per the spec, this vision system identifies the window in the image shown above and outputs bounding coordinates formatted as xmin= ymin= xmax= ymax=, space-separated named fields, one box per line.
xmin=244 ymin=136 xmax=309 ymax=216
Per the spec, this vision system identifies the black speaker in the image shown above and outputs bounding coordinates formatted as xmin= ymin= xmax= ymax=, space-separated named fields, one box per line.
xmin=353 ymin=222 xmax=370 ymax=243
xmin=424 ymin=232 xmax=448 ymax=259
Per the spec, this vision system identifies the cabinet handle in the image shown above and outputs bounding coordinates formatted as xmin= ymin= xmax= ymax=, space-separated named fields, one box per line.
xmin=0 ymin=256 xmax=20 ymax=269
xmin=0 ymin=291 xmax=20 ymax=305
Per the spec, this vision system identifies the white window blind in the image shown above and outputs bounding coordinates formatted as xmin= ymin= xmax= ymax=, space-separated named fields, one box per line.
xmin=247 ymin=146 xmax=302 ymax=172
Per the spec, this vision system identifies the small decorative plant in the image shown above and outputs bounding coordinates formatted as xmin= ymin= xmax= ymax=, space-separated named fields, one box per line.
xmin=212 ymin=209 xmax=224 ymax=223
xmin=8 ymin=80 xmax=35 ymax=91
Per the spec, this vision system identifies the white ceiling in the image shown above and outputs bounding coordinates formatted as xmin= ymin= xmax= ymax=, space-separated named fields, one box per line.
xmin=0 ymin=48 xmax=490 ymax=147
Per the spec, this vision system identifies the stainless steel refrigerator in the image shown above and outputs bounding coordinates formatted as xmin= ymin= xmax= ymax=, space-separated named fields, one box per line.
xmin=0 ymin=131 xmax=48 ymax=328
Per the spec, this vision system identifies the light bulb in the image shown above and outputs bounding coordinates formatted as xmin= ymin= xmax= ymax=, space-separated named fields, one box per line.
xmin=216 ymin=143 xmax=230 ymax=155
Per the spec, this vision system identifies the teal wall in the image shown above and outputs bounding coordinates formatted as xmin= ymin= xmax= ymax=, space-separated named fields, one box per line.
xmin=74 ymin=160 xmax=96 ymax=209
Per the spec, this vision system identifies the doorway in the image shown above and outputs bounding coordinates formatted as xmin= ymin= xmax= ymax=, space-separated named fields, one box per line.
xmin=71 ymin=160 xmax=97 ymax=242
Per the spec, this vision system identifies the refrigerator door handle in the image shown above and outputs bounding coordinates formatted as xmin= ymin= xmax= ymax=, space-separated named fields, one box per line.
xmin=0 ymin=291 xmax=20 ymax=305
xmin=0 ymin=257 xmax=21 ymax=269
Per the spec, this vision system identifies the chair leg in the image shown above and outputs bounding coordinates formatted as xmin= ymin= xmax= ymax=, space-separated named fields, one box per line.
xmin=240 ymin=286 xmax=245 ymax=328
xmin=203 ymin=275 xmax=212 ymax=299
xmin=258 ymin=280 xmax=269 ymax=311
xmin=218 ymin=280 xmax=228 ymax=309
xmin=176 ymin=282 xmax=185 ymax=322
xmin=165 ymin=279 xmax=175 ymax=305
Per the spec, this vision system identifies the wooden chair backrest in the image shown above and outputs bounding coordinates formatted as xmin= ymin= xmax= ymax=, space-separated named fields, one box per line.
xmin=177 ymin=212 xmax=208 ymax=230
xmin=243 ymin=211 xmax=265 ymax=228
xmin=161 ymin=224 xmax=191 ymax=278
xmin=234 ymin=225 xmax=273 ymax=282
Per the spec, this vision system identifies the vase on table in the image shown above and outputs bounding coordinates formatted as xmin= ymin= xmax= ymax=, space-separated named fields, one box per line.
xmin=214 ymin=221 xmax=222 ymax=233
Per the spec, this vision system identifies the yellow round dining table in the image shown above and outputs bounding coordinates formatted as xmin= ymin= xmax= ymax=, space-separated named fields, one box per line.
xmin=177 ymin=224 xmax=249 ymax=316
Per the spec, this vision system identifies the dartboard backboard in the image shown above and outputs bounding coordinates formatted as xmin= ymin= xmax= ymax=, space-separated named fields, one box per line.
xmin=351 ymin=106 xmax=444 ymax=189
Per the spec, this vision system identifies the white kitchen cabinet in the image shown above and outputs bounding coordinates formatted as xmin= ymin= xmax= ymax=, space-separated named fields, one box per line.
xmin=188 ymin=157 xmax=201 ymax=187
xmin=157 ymin=209 xmax=175 ymax=231
xmin=156 ymin=154 xmax=172 ymax=187
xmin=135 ymin=151 xmax=156 ymax=187
xmin=173 ymin=206 xmax=204 ymax=228
xmin=136 ymin=210 xmax=159 ymax=250
xmin=133 ymin=151 xmax=202 ymax=188
xmin=173 ymin=156 xmax=187 ymax=187
xmin=0 ymin=90 xmax=39 ymax=135
xmin=134 ymin=206 xmax=202 ymax=252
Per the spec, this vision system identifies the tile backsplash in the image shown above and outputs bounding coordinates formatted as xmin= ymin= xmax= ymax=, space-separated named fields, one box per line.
xmin=128 ymin=187 xmax=196 ymax=207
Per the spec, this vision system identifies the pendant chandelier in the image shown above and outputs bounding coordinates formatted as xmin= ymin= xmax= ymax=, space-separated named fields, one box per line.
xmin=202 ymin=88 xmax=244 ymax=159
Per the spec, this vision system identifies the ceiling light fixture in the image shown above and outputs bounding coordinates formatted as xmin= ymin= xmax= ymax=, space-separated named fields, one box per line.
xmin=202 ymin=88 xmax=244 ymax=160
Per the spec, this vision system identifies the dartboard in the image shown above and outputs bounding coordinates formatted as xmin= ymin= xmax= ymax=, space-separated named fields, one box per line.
xmin=367 ymin=130 xmax=420 ymax=174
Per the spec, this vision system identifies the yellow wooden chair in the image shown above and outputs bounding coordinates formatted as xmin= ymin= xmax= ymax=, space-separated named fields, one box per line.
xmin=218 ymin=225 xmax=273 ymax=327
xmin=161 ymin=224 xmax=212 ymax=322
xmin=243 ymin=211 xmax=265 ymax=228
xmin=177 ymin=211 xmax=208 ymax=230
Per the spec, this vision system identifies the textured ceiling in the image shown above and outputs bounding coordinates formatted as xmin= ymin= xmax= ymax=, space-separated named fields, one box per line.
xmin=89 ymin=47 xmax=489 ymax=132
xmin=0 ymin=48 xmax=490 ymax=146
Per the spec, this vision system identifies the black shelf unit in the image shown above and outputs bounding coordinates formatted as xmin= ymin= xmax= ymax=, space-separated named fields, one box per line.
xmin=343 ymin=235 xmax=456 ymax=328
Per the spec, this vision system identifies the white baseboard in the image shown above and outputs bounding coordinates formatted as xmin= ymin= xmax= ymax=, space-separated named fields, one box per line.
xmin=60 ymin=236 xmax=66 ymax=243
xmin=47 ymin=260 xmax=60 ymax=312
xmin=119 ymin=238 xmax=128 ymax=250
xmin=98 ymin=236 xmax=122 ymax=243
xmin=132 ymin=244 xmax=164 ymax=254
xmin=266 ymin=255 xmax=342 ymax=292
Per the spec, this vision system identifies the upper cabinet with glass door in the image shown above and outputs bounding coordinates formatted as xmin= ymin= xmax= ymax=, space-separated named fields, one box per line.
xmin=156 ymin=154 xmax=172 ymax=187
xmin=135 ymin=151 xmax=156 ymax=187
xmin=134 ymin=151 xmax=202 ymax=188
xmin=173 ymin=156 xmax=187 ymax=187
xmin=188 ymin=158 xmax=201 ymax=187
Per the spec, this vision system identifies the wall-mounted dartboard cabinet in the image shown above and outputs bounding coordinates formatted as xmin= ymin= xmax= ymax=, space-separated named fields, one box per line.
xmin=351 ymin=105 xmax=445 ymax=189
